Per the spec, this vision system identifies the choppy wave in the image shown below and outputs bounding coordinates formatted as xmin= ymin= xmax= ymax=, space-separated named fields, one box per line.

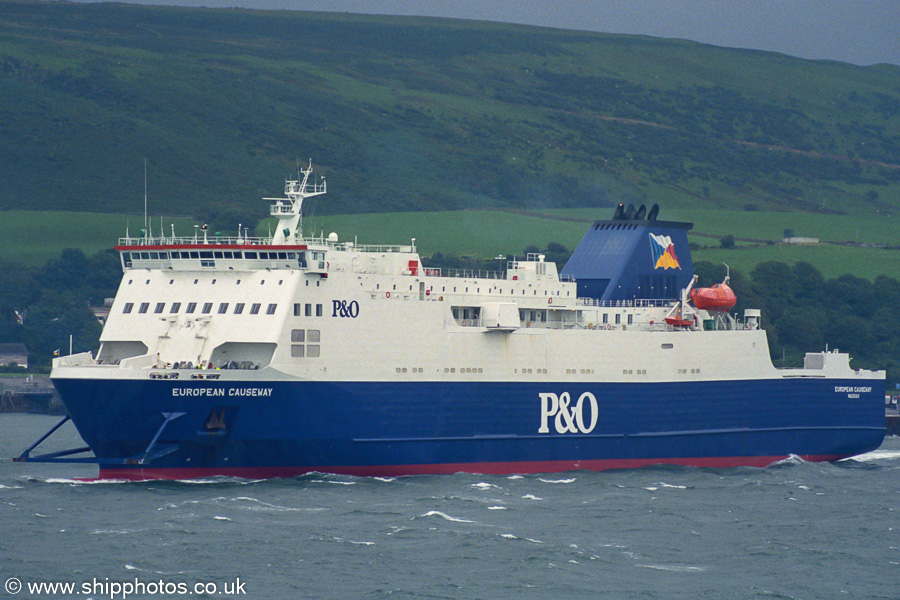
xmin=769 ymin=454 xmax=807 ymax=467
xmin=418 ymin=510 xmax=476 ymax=523
xmin=847 ymin=449 xmax=900 ymax=463
xmin=178 ymin=477 xmax=265 ymax=485
xmin=471 ymin=482 xmax=502 ymax=490
xmin=41 ymin=477 xmax=130 ymax=485
xmin=225 ymin=496 xmax=315 ymax=513
xmin=499 ymin=533 xmax=543 ymax=544
xmin=636 ymin=563 xmax=707 ymax=573
xmin=91 ymin=528 xmax=148 ymax=535
xmin=645 ymin=481 xmax=687 ymax=491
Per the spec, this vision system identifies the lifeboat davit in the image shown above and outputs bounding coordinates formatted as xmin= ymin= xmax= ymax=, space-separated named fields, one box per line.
xmin=689 ymin=282 xmax=736 ymax=311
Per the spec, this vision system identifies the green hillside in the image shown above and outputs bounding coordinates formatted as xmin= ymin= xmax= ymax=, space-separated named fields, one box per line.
xmin=1 ymin=1 xmax=899 ymax=223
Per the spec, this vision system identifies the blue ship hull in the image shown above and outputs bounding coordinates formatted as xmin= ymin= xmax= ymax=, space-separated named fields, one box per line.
xmin=51 ymin=376 xmax=886 ymax=479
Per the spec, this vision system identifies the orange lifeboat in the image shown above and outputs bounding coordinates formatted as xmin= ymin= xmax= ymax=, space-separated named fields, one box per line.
xmin=664 ymin=316 xmax=694 ymax=327
xmin=689 ymin=282 xmax=736 ymax=311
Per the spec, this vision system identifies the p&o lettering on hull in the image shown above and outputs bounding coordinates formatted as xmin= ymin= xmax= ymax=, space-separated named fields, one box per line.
xmin=538 ymin=392 xmax=598 ymax=434
xmin=332 ymin=300 xmax=359 ymax=318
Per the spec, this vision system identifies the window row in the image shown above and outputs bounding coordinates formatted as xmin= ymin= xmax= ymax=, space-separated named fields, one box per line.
xmin=376 ymin=282 xmax=572 ymax=297
xmin=290 ymin=329 xmax=321 ymax=343
xmin=293 ymin=304 xmax=324 ymax=317
xmin=122 ymin=301 xmax=278 ymax=315
xmin=126 ymin=250 xmax=304 ymax=261
xmin=291 ymin=345 xmax=320 ymax=358
xmin=123 ymin=250 xmax=315 ymax=270
xmin=129 ymin=278 xmax=295 ymax=286
xmin=601 ymin=313 xmax=633 ymax=325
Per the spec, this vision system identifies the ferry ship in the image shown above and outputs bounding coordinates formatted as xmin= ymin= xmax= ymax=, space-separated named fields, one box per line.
xmin=18 ymin=163 xmax=886 ymax=479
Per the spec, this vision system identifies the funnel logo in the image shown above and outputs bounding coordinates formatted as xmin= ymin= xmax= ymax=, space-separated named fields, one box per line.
xmin=649 ymin=233 xmax=681 ymax=270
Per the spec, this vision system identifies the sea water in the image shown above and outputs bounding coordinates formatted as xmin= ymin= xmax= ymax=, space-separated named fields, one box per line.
xmin=1 ymin=413 xmax=897 ymax=600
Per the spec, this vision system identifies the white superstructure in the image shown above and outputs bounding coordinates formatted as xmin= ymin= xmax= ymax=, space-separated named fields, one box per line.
xmin=52 ymin=162 xmax=879 ymax=389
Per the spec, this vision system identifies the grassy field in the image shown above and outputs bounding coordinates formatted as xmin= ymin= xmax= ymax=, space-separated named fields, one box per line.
xmin=691 ymin=244 xmax=898 ymax=281
xmin=0 ymin=211 xmax=199 ymax=266
xmin=2 ymin=208 xmax=897 ymax=281
xmin=302 ymin=210 xmax=589 ymax=259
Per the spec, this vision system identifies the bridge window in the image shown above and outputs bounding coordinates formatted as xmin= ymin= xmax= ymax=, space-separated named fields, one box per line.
xmin=202 ymin=303 xmax=213 ymax=314
xmin=186 ymin=302 xmax=197 ymax=314
xmin=170 ymin=302 xmax=181 ymax=313
xmin=138 ymin=303 xmax=149 ymax=314
xmin=123 ymin=303 xmax=134 ymax=314
xmin=250 ymin=303 xmax=261 ymax=315
xmin=266 ymin=303 xmax=277 ymax=315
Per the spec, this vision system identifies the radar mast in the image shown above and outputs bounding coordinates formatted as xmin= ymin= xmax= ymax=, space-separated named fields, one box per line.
xmin=263 ymin=159 xmax=327 ymax=244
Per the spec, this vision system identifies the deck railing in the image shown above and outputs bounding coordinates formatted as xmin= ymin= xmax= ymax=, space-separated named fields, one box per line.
xmin=117 ymin=235 xmax=413 ymax=254
xmin=575 ymin=298 xmax=675 ymax=308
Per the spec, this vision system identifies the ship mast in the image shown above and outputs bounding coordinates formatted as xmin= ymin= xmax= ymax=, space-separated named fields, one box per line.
xmin=263 ymin=159 xmax=326 ymax=244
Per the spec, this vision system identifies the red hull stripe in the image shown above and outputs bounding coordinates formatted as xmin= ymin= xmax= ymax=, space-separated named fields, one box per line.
xmin=97 ymin=455 xmax=847 ymax=481
xmin=115 ymin=244 xmax=307 ymax=251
